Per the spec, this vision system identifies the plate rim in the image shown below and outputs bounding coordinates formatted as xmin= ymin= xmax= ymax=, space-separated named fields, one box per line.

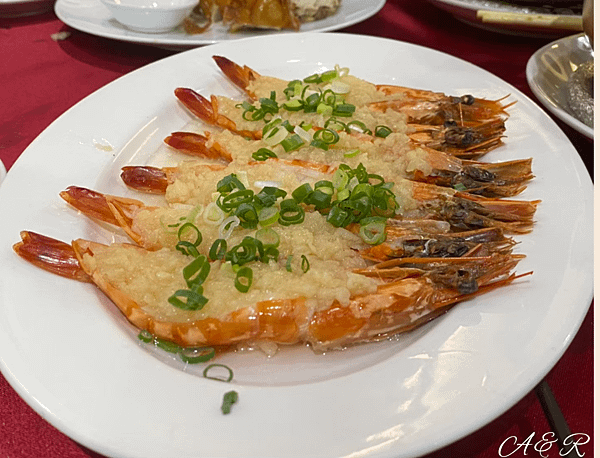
xmin=54 ymin=0 xmax=386 ymax=48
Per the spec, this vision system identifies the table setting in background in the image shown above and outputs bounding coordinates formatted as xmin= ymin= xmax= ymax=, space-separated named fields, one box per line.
xmin=0 ymin=0 xmax=593 ymax=457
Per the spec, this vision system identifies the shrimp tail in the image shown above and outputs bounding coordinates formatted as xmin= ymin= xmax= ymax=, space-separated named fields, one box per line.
xmin=174 ymin=88 xmax=261 ymax=139
xmin=164 ymin=131 xmax=233 ymax=162
xmin=13 ymin=231 xmax=91 ymax=283
xmin=213 ymin=55 xmax=260 ymax=97
xmin=120 ymin=166 xmax=172 ymax=194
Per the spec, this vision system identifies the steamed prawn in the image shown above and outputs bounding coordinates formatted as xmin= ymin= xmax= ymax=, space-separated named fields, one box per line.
xmin=211 ymin=55 xmax=512 ymax=150
xmin=174 ymin=84 xmax=507 ymax=160
xmin=119 ymin=160 xmax=539 ymax=234
xmin=163 ymin=127 xmax=533 ymax=198
xmin=14 ymin=231 xmax=527 ymax=351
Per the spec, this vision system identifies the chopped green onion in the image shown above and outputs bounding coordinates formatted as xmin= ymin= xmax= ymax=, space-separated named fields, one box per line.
xmin=310 ymin=139 xmax=329 ymax=151
xmin=168 ymin=287 xmax=208 ymax=311
xmin=255 ymin=227 xmax=280 ymax=247
xmin=286 ymin=255 xmax=293 ymax=272
xmin=179 ymin=346 xmax=216 ymax=364
xmin=234 ymin=202 xmax=259 ymax=229
xmin=332 ymin=169 xmax=349 ymax=190
xmin=255 ymin=186 xmax=287 ymax=207
xmin=183 ymin=255 xmax=210 ymax=288
xmin=324 ymin=117 xmax=347 ymax=132
xmin=453 ymin=183 xmax=468 ymax=192
xmin=262 ymin=246 xmax=279 ymax=264
xmin=301 ymin=255 xmax=310 ymax=273
xmin=252 ymin=148 xmax=277 ymax=161
xmin=283 ymin=99 xmax=304 ymax=111
xmin=336 ymin=188 xmax=350 ymax=202
xmin=313 ymin=128 xmax=339 ymax=145
xmin=234 ymin=266 xmax=253 ymax=293
xmin=175 ymin=241 xmax=200 ymax=257
xmin=326 ymin=206 xmax=351 ymax=227
xmin=316 ymin=103 xmax=333 ymax=116
xmin=203 ymin=363 xmax=234 ymax=382
xmin=209 ymin=238 xmax=227 ymax=261
xmin=278 ymin=199 xmax=305 ymax=226
xmin=177 ymin=222 xmax=202 ymax=246
xmin=346 ymin=120 xmax=372 ymax=135
xmin=375 ymin=125 xmax=393 ymax=138
xmin=332 ymin=103 xmax=356 ymax=117
xmin=258 ymin=206 xmax=280 ymax=226
xmin=280 ymin=134 xmax=305 ymax=152
xmin=292 ymin=183 xmax=312 ymax=203
xmin=154 ymin=338 xmax=181 ymax=354
xmin=219 ymin=215 xmax=240 ymax=239
xmin=221 ymin=390 xmax=238 ymax=414
xmin=343 ymin=149 xmax=362 ymax=158
xmin=359 ymin=220 xmax=387 ymax=245
xmin=217 ymin=174 xmax=246 ymax=193
xmin=305 ymin=189 xmax=332 ymax=210
xmin=221 ymin=189 xmax=254 ymax=211
xmin=303 ymin=73 xmax=321 ymax=84
xmin=320 ymin=70 xmax=338 ymax=83
xmin=137 ymin=330 xmax=153 ymax=343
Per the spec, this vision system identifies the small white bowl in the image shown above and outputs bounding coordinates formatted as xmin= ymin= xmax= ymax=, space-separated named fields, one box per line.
xmin=100 ymin=0 xmax=197 ymax=33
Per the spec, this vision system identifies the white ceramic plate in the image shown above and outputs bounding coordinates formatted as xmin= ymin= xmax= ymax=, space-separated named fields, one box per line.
xmin=54 ymin=0 xmax=385 ymax=48
xmin=428 ymin=0 xmax=583 ymax=37
xmin=0 ymin=0 xmax=54 ymax=17
xmin=0 ymin=33 xmax=592 ymax=458
xmin=526 ymin=33 xmax=594 ymax=139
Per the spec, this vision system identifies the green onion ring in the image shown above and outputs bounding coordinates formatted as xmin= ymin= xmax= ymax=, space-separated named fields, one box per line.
xmin=301 ymin=255 xmax=310 ymax=273
xmin=278 ymin=199 xmax=305 ymax=226
xmin=375 ymin=125 xmax=393 ymax=138
xmin=209 ymin=238 xmax=228 ymax=261
xmin=203 ymin=363 xmax=234 ymax=382
xmin=234 ymin=266 xmax=253 ymax=293
xmin=179 ymin=346 xmax=216 ymax=364
xmin=255 ymin=227 xmax=280 ymax=247
xmin=252 ymin=148 xmax=277 ymax=161
xmin=168 ymin=288 xmax=208 ymax=311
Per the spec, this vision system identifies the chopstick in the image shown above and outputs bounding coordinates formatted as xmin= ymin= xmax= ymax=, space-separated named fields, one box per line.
xmin=476 ymin=10 xmax=583 ymax=31
xmin=535 ymin=380 xmax=580 ymax=458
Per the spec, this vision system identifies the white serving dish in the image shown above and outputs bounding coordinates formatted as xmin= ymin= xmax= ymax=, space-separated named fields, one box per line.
xmin=100 ymin=0 xmax=197 ymax=33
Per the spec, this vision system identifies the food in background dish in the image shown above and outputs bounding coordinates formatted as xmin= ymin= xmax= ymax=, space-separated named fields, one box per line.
xmin=183 ymin=0 xmax=340 ymax=33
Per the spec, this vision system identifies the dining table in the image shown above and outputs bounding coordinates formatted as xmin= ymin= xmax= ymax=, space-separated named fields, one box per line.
xmin=0 ymin=0 xmax=593 ymax=457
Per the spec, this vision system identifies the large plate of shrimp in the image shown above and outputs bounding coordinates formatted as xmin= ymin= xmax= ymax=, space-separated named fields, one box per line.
xmin=0 ymin=33 xmax=592 ymax=458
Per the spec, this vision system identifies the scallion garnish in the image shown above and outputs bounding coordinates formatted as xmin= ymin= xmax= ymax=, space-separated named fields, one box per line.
xmin=168 ymin=287 xmax=209 ymax=311
xmin=255 ymin=227 xmax=280 ymax=248
xmin=278 ymin=199 xmax=305 ymax=226
xmin=359 ymin=219 xmax=387 ymax=245
xmin=203 ymin=363 xmax=234 ymax=382
xmin=375 ymin=125 xmax=393 ymax=138
xmin=179 ymin=346 xmax=216 ymax=364
xmin=280 ymin=134 xmax=305 ymax=152
xmin=301 ymin=255 xmax=310 ymax=273
xmin=234 ymin=266 xmax=253 ymax=293
xmin=137 ymin=330 xmax=153 ymax=343
xmin=209 ymin=238 xmax=228 ymax=261
xmin=313 ymin=128 xmax=339 ymax=145
xmin=258 ymin=206 xmax=280 ymax=227
xmin=221 ymin=390 xmax=238 ymax=415
xmin=252 ymin=147 xmax=277 ymax=162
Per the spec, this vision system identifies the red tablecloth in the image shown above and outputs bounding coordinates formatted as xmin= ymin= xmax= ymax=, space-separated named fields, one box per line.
xmin=0 ymin=1 xmax=593 ymax=457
